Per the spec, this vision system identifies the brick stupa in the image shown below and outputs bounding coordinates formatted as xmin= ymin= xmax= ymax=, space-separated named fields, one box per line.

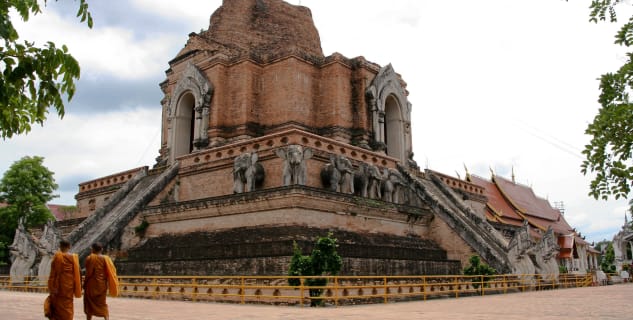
xmin=66 ymin=0 xmax=517 ymax=276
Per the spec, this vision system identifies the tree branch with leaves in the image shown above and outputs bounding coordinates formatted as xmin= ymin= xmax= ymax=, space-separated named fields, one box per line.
xmin=581 ymin=0 xmax=633 ymax=214
xmin=0 ymin=0 xmax=92 ymax=139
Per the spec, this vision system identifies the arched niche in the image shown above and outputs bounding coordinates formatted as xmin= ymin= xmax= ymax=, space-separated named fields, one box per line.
xmin=365 ymin=64 xmax=412 ymax=165
xmin=384 ymin=95 xmax=404 ymax=160
xmin=167 ymin=63 xmax=214 ymax=163
xmin=172 ymin=93 xmax=196 ymax=159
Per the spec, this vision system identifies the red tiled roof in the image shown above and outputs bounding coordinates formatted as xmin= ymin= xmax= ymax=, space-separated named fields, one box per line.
xmin=470 ymin=175 xmax=524 ymax=222
xmin=493 ymin=176 xmax=561 ymax=221
xmin=469 ymin=174 xmax=575 ymax=236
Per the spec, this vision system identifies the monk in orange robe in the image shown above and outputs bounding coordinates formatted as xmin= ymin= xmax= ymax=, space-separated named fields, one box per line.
xmin=47 ymin=239 xmax=82 ymax=320
xmin=83 ymin=242 xmax=118 ymax=320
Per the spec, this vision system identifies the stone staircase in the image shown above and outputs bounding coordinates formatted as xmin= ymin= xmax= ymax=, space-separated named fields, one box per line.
xmin=68 ymin=162 xmax=179 ymax=261
xmin=411 ymin=170 xmax=513 ymax=273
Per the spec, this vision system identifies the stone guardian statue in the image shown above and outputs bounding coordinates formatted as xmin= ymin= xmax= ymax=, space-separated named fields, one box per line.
xmin=9 ymin=218 xmax=38 ymax=284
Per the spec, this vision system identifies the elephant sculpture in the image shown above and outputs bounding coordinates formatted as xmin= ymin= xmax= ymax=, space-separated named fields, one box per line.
xmin=233 ymin=152 xmax=265 ymax=193
xmin=275 ymin=145 xmax=313 ymax=186
xmin=354 ymin=163 xmax=370 ymax=197
xmin=366 ymin=164 xmax=383 ymax=199
xmin=354 ymin=163 xmax=382 ymax=199
xmin=320 ymin=154 xmax=354 ymax=194
xmin=381 ymin=168 xmax=406 ymax=203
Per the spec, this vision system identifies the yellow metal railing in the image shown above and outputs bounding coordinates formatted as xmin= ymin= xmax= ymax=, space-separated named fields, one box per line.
xmin=0 ymin=273 xmax=594 ymax=306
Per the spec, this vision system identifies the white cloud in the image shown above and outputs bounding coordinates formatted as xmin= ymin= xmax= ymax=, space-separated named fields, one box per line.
xmin=12 ymin=8 xmax=182 ymax=80
xmin=0 ymin=108 xmax=161 ymax=204
xmin=132 ymin=0 xmax=222 ymax=29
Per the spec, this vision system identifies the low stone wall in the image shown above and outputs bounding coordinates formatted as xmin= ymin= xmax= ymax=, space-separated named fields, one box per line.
xmin=116 ymin=226 xmax=460 ymax=276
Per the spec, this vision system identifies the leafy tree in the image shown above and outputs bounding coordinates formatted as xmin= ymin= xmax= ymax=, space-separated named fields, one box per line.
xmin=463 ymin=255 xmax=497 ymax=289
xmin=0 ymin=156 xmax=57 ymax=264
xmin=288 ymin=233 xmax=342 ymax=307
xmin=580 ymin=1 xmax=633 ymax=213
xmin=0 ymin=0 xmax=92 ymax=139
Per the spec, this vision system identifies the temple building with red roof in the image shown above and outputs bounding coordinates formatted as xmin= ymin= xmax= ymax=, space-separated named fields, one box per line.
xmin=465 ymin=172 xmax=599 ymax=274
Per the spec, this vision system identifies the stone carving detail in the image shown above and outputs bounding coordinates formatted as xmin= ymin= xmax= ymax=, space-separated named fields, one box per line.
xmin=533 ymin=227 xmax=560 ymax=276
xmin=320 ymin=154 xmax=354 ymax=194
xmin=36 ymin=220 xmax=61 ymax=282
xmin=507 ymin=220 xmax=536 ymax=277
xmin=506 ymin=221 xmax=560 ymax=279
xmin=381 ymin=168 xmax=407 ymax=203
xmin=233 ymin=152 xmax=265 ymax=193
xmin=9 ymin=219 xmax=38 ymax=284
xmin=275 ymin=145 xmax=313 ymax=186
xmin=508 ymin=220 xmax=533 ymax=256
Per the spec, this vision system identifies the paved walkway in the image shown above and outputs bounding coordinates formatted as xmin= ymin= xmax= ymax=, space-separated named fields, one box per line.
xmin=2 ymin=284 xmax=631 ymax=319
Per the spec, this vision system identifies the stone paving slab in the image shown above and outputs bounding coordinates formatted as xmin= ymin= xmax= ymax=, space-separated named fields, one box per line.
xmin=2 ymin=284 xmax=631 ymax=319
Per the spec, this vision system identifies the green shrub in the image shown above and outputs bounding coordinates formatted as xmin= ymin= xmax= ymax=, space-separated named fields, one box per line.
xmin=134 ymin=220 xmax=149 ymax=236
xmin=463 ymin=255 xmax=496 ymax=288
xmin=288 ymin=233 xmax=342 ymax=307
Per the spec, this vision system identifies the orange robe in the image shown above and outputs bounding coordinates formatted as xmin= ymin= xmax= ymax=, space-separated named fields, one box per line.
xmin=47 ymin=252 xmax=82 ymax=320
xmin=83 ymin=254 xmax=118 ymax=317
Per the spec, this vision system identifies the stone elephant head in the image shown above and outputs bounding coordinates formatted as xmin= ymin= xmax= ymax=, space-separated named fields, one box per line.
xmin=275 ymin=145 xmax=313 ymax=186
xmin=233 ymin=152 xmax=265 ymax=193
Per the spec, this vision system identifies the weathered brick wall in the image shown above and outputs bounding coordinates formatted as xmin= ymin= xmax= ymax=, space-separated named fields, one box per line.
xmin=54 ymin=218 xmax=86 ymax=238
xmin=117 ymin=256 xmax=461 ymax=276
xmin=428 ymin=214 xmax=478 ymax=267
xmin=205 ymin=0 xmax=323 ymax=60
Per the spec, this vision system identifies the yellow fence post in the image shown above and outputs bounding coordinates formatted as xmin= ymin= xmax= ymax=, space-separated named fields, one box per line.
xmin=480 ymin=275 xmax=484 ymax=296
xmin=192 ymin=278 xmax=197 ymax=302
xmin=383 ymin=277 xmax=388 ymax=304
xmin=300 ymin=277 xmax=304 ymax=308
xmin=241 ymin=276 xmax=245 ymax=304
xmin=334 ymin=276 xmax=339 ymax=307
xmin=422 ymin=276 xmax=427 ymax=301
xmin=152 ymin=278 xmax=157 ymax=300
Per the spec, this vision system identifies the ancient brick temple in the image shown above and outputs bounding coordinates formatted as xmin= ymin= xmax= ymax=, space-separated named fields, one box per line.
xmin=32 ymin=0 xmax=569 ymax=277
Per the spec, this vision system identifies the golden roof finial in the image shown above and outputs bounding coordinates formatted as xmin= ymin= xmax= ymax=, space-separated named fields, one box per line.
xmin=512 ymin=166 xmax=516 ymax=183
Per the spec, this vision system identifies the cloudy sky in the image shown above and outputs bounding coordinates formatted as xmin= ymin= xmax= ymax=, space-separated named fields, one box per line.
xmin=1 ymin=0 xmax=630 ymax=244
